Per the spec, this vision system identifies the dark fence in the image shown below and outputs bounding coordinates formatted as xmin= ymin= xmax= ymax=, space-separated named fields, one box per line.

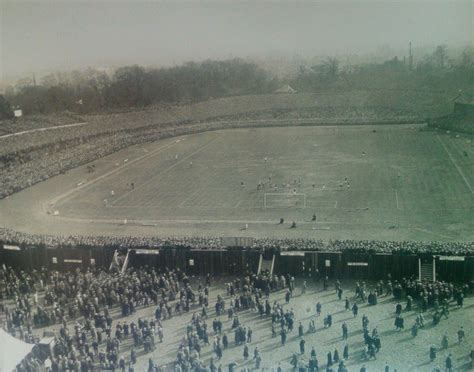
xmin=275 ymin=252 xmax=419 ymax=281
xmin=1 ymin=242 xmax=473 ymax=282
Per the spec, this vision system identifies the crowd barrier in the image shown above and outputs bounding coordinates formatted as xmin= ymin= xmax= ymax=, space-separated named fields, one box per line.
xmin=1 ymin=242 xmax=473 ymax=282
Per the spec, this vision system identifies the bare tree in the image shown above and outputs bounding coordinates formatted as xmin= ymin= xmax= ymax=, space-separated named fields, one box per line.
xmin=432 ymin=45 xmax=448 ymax=69
xmin=322 ymin=57 xmax=339 ymax=79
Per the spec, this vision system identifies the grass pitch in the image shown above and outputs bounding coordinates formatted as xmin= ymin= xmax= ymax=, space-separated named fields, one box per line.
xmin=48 ymin=124 xmax=474 ymax=241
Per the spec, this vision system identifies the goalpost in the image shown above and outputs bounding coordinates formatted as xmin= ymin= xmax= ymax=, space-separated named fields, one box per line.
xmin=263 ymin=193 xmax=307 ymax=209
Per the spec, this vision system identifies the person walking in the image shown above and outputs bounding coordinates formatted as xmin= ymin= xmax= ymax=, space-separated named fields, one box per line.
xmin=342 ymin=322 xmax=348 ymax=340
xmin=445 ymin=353 xmax=453 ymax=372
xmin=352 ymin=303 xmax=358 ymax=317
xmin=327 ymin=351 xmax=333 ymax=367
xmin=430 ymin=345 xmax=437 ymax=362
xmin=343 ymin=344 xmax=349 ymax=360
xmin=299 ymin=338 xmax=306 ymax=354
xmin=243 ymin=344 xmax=249 ymax=360
xmin=442 ymin=334 xmax=448 ymax=350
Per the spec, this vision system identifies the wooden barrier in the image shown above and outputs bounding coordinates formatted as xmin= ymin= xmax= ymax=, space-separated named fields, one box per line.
xmin=0 ymin=242 xmax=472 ymax=282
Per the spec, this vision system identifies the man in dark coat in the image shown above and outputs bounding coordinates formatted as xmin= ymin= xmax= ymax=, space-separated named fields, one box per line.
xmin=352 ymin=303 xmax=358 ymax=317
xmin=343 ymin=344 xmax=349 ymax=359
xmin=342 ymin=322 xmax=348 ymax=340
xmin=280 ymin=328 xmax=287 ymax=346
xmin=298 ymin=322 xmax=304 ymax=337
xmin=299 ymin=338 xmax=306 ymax=354
xmin=430 ymin=345 xmax=437 ymax=362
xmin=445 ymin=354 xmax=453 ymax=372
xmin=327 ymin=351 xmax=333 ymax=367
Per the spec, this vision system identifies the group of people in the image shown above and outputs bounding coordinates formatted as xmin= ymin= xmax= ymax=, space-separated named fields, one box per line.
xmin=0 ymin=103 xmax=253 ymax=200
xmin=2 ymin=103 xmax=406 ymax=201
xmin=0 ymin=98 xmax=425 ymax=201
xmin=1 ymin=255 xmax=473 ymax=371
xmin=0 ymin=264 xmax=211 ymax=371
xmin=2 ymin=227 xmax=473 ymax=257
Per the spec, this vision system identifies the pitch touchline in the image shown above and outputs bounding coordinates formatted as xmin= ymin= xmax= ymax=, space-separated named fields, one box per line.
xmin=51 ymin=215 xmax=401 ymax=226
xmin=412 ymin=227 xmax=455 ymax=240
xmin=437 ymin=134 xmax=474 ymax=194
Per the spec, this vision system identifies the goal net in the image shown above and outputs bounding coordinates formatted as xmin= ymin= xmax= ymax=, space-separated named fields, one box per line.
xmin=263 ymin=193 xmax=306 ymax=209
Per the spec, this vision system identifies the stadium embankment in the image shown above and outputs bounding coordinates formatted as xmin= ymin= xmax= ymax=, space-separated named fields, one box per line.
xmin=429 ymin=101 xmax=474 ymax=135
xmin=2 ymin=88 xmax=448 ymax=200
xmin=0 ymin=113 xmax=425 ymax=200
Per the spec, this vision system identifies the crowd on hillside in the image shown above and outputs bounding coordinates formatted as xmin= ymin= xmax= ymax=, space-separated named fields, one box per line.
xmin=0 ymin=100 xmax=427 ymax=200
xmin=1 ymin=227 xmax=473 ymax=256
xmin=0 ymin=113 xmax=83 ymax=136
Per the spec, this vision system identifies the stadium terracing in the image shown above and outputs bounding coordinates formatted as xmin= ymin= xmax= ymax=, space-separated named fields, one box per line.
xmin=0 ymin=90 xmax=473 ymax=282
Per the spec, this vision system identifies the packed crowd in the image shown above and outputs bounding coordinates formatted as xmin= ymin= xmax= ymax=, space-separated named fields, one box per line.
xmin=0 ymin=90 xmax=430 ymax=200
xmin=1 ymin=227 xmax=473 ymax=256
xmin=1 ymin=264 xmax=206 ymax=371
xmin=0 ymin=113 xmax=83 ymax=136
xmin=2 ymin=262 xmax=472 ymax=372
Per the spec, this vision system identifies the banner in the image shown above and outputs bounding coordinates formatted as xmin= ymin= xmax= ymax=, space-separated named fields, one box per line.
xmin=3 ymin=244 xmax=20 ymax=251
xmin=280 ymin=251 xmax=305 ymax=256
xmin=438 ymin=256 xmax=464 ymax=261
xmin=135 ymin=249 xmax=159 ymax=255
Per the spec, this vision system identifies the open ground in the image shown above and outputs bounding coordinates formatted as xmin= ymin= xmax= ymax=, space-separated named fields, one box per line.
xmin=11 ymin=278 xmax=473 ymax=371
xmin=1 ymin=124 xmax=473 ymax=241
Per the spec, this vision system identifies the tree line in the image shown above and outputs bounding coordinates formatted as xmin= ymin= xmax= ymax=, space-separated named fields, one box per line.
xmin=1 ymin=45 xmax=473 ymax=120
xmin=290 ymin=45 xmax=474 ymax=96
xmin=0 ymin=59 xmax=277 ymax=118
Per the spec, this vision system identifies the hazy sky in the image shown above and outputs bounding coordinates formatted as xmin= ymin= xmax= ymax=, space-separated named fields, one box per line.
xmin=1 ymin=0 xmax=472 ymax=80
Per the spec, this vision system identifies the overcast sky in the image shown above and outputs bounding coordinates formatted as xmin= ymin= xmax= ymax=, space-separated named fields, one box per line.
xmin=1 ymin=0 xmax=472 ymax=80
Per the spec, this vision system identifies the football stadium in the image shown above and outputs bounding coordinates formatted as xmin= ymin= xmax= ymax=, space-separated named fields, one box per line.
xmin=1 ymin=2 xmax=474 ymax=372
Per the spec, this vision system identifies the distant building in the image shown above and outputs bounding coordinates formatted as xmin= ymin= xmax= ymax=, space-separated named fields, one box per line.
xmin=274 ymin=85 xmax=297 ymax=94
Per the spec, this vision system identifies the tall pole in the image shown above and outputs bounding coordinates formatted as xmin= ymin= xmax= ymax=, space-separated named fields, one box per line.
xmin=408 ymin=42 xmax=413 ymax=71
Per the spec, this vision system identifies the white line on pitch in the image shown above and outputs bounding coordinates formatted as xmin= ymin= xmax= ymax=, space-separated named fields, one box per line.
xmin=394 ymin=189 xmax=401 ymax=210
xmin=177 ymin=189 xmax=201 ymax=207
xmin=48 ymin=140 xmax=179 ymax=207
xmin=437 ymin=135 xmax=474 ymax=194
xmin=51 ymin=215 xmax=417 ymax=228
xmin=111 ymin=137 xmax=218 ymax=205
xmin=233 ymin=200 xmax=244 ymax=208
xmin=412 ymin=227 xmax=455 ymax=240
